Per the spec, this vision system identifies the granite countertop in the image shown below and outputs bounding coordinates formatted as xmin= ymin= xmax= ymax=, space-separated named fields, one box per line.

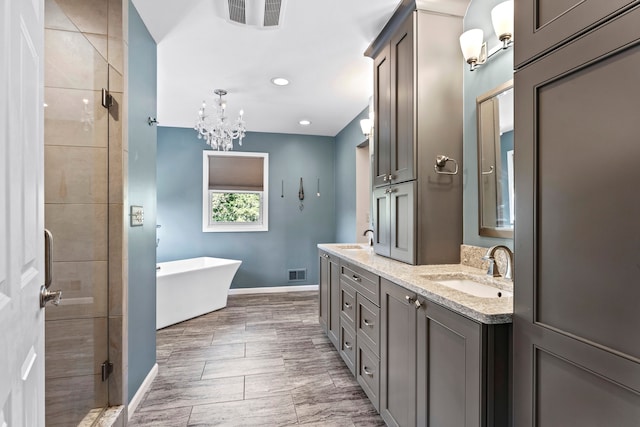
xmin=318 ymin=243 xmax=513 ymax=324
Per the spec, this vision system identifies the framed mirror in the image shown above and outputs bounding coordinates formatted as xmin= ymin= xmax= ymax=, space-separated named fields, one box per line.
xmin=477 ymin=80 xmax=514 ymax=238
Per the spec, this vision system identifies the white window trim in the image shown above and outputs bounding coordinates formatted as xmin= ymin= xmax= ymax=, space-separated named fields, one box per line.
xmin=202 ymin=151 xmax=269 ymax=232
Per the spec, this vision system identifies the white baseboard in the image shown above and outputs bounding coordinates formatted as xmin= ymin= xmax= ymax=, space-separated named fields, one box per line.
xmin=128 ymin=363 xmax=158 ymax=421
xmin=228 ymin=284 xmax=319 ymax=295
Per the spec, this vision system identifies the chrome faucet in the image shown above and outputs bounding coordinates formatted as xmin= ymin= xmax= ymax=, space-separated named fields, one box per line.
xmin=363 ymin=229 xmax=374 ymax=246
xmin=482 ymin=245 xmax=514 ymax=280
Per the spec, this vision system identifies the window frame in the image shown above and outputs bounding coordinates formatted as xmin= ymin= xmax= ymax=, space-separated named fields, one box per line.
xmin=202 ymin=151 xmax=269 ymax=232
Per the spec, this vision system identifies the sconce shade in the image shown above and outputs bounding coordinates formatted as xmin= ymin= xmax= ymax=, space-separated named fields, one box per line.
xmin=491 ymin=1 xmax=514 ymax=42
xmin=459 ymin=29 xmax=484 ymax=63
xmin=360 ymin=118 xmax=372 ymax=136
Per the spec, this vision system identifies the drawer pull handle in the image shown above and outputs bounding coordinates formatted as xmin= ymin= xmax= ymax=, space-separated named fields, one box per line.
xmin=363 ymin=366 xmax=374 ymax=377
xmin=344 ymin=342 xmax=353 ymax=350
xmin=405 ymin=295 xmax=415 ymax=304
xmin=322 ymin=253 xmax=329 ymax=258
xmin=352 ymin=275 xmax=361 ymax=282
xmin=344 ymin=302 xmax=352 ymax=309
xmin=363 ymin=319 xmax=374 ymax=328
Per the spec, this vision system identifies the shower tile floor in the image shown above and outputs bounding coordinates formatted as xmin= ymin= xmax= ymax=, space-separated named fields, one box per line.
xmin=129 ymin=292 xmax=385 ymax=426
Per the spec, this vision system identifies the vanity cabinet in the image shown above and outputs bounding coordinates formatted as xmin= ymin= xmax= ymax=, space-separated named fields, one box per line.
xmin=366 ymin=4 xmax=463 ymax=265
xmin=513 ymin=4 xmax=640 ymax=425
xmin=337 ymin=259 xmax=381 ymax=410
xmin=380 ymin=278 xmax=511 ymax=427
xmin=318 ymin=251 xmax=340 ymax=348
xmin=514 ymin=0 xmax=639 ymax=68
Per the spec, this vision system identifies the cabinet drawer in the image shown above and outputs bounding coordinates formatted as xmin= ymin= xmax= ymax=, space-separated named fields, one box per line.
xmin=357 ymin=342 xmax=380 ymax=411
xmin=340 ymin=281 xmax=356 ymax=330
xmin=340 ymin=325 xmax=356 ymax=376
xmin=340 ymin=261 xmax=380 ymax=306
xmin=357 ymin=293 xmax=380 ymax=357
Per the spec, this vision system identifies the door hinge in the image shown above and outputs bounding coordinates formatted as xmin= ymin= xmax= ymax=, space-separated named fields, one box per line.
xmin=101 ymin=360 xmax=114 ymax=382
xmin=101 ymin=88 xmax=113 ymax=109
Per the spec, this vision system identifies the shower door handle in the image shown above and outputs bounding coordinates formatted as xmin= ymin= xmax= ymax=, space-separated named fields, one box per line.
xmin=44 ymin=229 xmax=53 ymax=289
xmin=40 ymin=229 xmax=63 ymax=308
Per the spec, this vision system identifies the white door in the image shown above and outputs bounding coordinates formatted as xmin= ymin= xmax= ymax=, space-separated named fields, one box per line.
xmin=0 ymin=0 xmax=46 ymax=425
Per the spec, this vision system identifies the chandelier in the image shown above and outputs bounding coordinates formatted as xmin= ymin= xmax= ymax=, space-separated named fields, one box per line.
xmin=194 ymin=89 xmax=246 ymax=151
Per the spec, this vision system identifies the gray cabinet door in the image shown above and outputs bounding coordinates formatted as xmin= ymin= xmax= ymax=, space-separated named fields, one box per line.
xmin=389 ymin=13 xmax=415 ymax=184
xmin=514 ymin=0 xmax=638 ymax=68
xmin=318 ymin=252 xmax=329 ymax=331
xmin=373 ymin=186 xmax=390 ymax=257
xmin=380 ymin=278 xmax=416 ymax=427
xmin=328 ymin=259 xmax=340 ymax=348
xmin=390 ymin=181 xmax=416 ymax=264
xmin=514 ymin=7 xmax=640 ymax=425
xmin=416 ymin=300 xmax=481 ymax=427
xmin=373 ymin=43 xmax=391 ymax=188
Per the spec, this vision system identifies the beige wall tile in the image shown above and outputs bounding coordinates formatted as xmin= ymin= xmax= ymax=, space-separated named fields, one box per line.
xmin=45 ymin=261 xmax=108 ymax=321
xmin=45 ymin=0 xmax=78 ymax=31
xmin=45 ymin=317 xmax=109 ymax=378
xmin=44 ymin=87 xmax=108 ymax=148
xmin=109 ymin=65 xmax=123 ymax=93
xmin=108 ymin=203 xmax=123 ymax=317
xmin=45 ymin=145 xmax=108 ymax=204
xmin=108 ymin=0 xmax=123 ymax=39
xmin=52 ymin=0 xmax=108 ymax=35
xmin=45 ymin=203 xmax=108 ymax=262
xmin=109 ymin=92 xmax=124 ymax=204
xmin=108 ymin=315 xmax=127 ymax=405
xmin=85 ymin=33 xmax=108 ymax=61
xmin=45 ymin=29 xmax=108 ymax=90
xmin=45 ymin=374 xmax=108 ymax=426
xmin=108 ymin=37 xmax=124 ymax=75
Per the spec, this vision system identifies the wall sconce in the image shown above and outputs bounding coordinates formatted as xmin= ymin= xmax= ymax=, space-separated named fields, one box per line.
xmin=360 ymin=118 xmax=372 ymax=137
xmin=459 ymin=0 xmax=513 ymax=71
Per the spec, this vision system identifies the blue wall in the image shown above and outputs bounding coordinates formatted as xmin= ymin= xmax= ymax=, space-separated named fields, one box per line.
xmin=462 ymin=0 xmax=514 ymax=249
xmin=157 ymin=128 xmax=336 ymax=288
xmin=335 ymin=107 xmax=369 ymax=243
xmin=127 ymin=1 xmax=157 ymax=402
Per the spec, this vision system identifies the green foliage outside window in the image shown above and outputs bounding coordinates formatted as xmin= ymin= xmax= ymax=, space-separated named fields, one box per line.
xmin=210 ymin=192 xmax=261 ymax=223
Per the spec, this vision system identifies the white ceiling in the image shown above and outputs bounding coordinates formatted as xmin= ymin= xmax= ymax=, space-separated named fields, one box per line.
xmin=132 ymin=0 xmax=407 ymax=136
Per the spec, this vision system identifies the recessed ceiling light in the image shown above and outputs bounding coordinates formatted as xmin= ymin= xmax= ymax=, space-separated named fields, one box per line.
xmin=271 ymin=77 xmax=289 ymax=86
xmin=299 ymin=119 xmax=311 ymax=126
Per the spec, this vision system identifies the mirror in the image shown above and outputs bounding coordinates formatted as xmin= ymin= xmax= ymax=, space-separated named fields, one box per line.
xmin=477 ymin=80 xmax=514 ymax=238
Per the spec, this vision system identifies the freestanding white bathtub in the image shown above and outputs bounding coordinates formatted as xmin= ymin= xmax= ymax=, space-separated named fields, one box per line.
xmin=156 ymin=257 xmax=242 ymax=329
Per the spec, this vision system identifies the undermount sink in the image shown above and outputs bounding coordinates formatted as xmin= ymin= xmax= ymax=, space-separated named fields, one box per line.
xmin=434 ymin=279 xmax=512 ymax=298
xmin=336 ymin=244 xmax=366 ymax=250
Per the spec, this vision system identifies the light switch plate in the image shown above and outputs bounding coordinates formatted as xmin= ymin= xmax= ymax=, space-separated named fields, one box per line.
xmin=130 ymin=205 xmax=144 ymax=226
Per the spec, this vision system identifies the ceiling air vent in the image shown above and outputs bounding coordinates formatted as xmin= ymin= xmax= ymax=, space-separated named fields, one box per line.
xmin=225 ymin=0 xmax=286 ymax=29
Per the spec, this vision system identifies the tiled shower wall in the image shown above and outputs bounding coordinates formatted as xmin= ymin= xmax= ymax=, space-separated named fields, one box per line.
xmin=43 ymin=0 xmax=128 ymax=424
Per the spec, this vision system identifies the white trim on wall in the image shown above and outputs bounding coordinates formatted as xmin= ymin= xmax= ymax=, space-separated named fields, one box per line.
xmin=128 ymin=363 xmax=158 ymax=421
xmin=228 ymin=285 xmax=318 ymax=295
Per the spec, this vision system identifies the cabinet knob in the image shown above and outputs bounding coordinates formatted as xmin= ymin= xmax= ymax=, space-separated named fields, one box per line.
xmin=388 ymin=174 xmax=395 ymax=181
xmin=363 ymin=366 xmax=374 ymax=377
xmin=414 ymin=299 xmax=422 ymax=309
xmin=344 ymin=302 xmax=352 ymax=309
xmin=405 ymin=295 xmax=415 ymax=304
xmin=344 ymin=341 xmax=353 ymax=350
xmin=363 ymin=319 xmax=374 ymax=328
xmin=383 ymin=175 xmax=388 ymax=182
xmin=352 ymin=275 xmax=361 ymax=282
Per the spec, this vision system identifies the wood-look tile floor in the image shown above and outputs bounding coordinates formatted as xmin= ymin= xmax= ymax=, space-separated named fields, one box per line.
xmin=129 ymin=292 xmax=385 ymax=426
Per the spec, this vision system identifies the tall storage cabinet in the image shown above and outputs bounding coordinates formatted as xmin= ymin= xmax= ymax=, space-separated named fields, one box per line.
xmin=367 ymin=3 xmax=463 ymax=265
xmin=514 ymin=3 xmax=640 ymax=425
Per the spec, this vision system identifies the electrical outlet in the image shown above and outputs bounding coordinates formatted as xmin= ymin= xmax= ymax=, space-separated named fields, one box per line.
xmin=130 ymin=206 xmax=144 ymax=226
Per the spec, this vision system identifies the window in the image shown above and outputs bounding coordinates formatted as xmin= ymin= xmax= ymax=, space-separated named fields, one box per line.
xmin=202 ymin=151 xmax=269 ymax=232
